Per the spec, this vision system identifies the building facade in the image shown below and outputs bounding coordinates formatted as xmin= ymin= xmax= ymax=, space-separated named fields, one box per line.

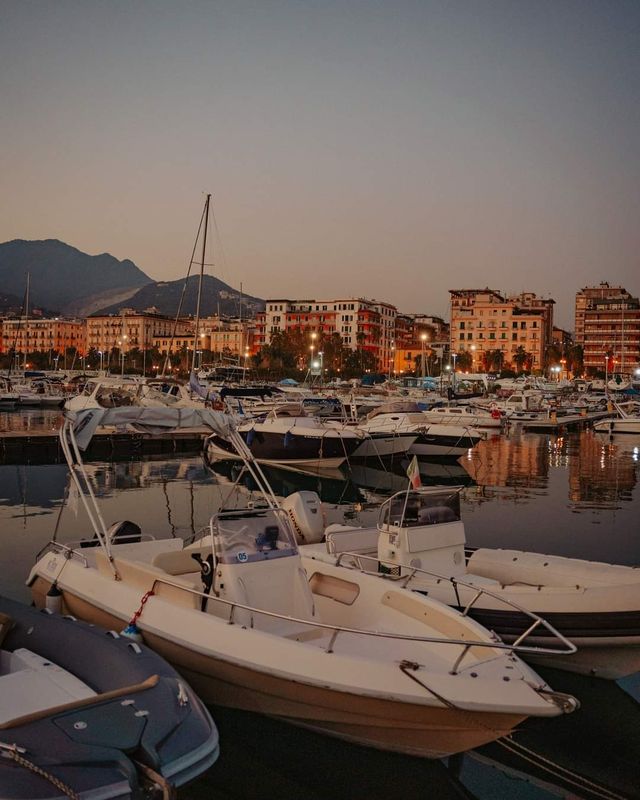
xmin=449 ymin=289 xmax=554 ymax=373
xmin=1 ymin=317 xmax=86 ymax=360
xmin=393 ymin=314 xmax=450 ymax=375
xmin=575 ymin=283 xmax=640 ymax=374
xmin=87 ymin=311 xmax=194 ymax=356
xmin=255 ymin=298 xmax=397 ymax=371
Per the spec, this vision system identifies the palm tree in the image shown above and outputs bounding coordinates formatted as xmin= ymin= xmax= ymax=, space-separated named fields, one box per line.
xmin=513 ymin=346 xmax=530 ymax=374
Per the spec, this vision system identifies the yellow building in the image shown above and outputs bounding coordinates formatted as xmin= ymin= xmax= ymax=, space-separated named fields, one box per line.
xmin=86 ymin=311 xmax=193 ymax=355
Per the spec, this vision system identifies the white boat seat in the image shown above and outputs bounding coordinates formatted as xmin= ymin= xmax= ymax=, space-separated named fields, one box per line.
xmin=152 ymin=547 xmax=212 ymax=576
xmin=325 ymin=527 xmax=378 ymax=555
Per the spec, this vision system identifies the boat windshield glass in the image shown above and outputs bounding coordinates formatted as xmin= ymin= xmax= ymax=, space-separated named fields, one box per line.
xmin=378 ymin=490 xmax=461 ymax=529
xmin=212 ymin=507 xmax=298 ymax=564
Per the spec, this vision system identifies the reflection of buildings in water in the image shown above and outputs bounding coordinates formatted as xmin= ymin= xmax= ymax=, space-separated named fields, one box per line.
xmin=462 ymin=432 xmax=549 ymax=494
xmin=568 ymin=431 xmax=637 ymax=506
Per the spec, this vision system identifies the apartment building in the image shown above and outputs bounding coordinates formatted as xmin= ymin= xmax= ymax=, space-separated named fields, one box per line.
xmin=449 ymin=289 xmax=554 ymax=372
xmin=196 ymin=316 xmax=256 ymax=358
xmin=87 ymin=310 xmax=193 ymax=355
xmin=575 ymin=283 xmax=640 ymax=374
xmin=1 ymin=317 xmax=86 ymax=357
xmin=255 ymin=298 xmax=397 ymax=371
xmin=393 ymin=314 xmax=450 ymax=375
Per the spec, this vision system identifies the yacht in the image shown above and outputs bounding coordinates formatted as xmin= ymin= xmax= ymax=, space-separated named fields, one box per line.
xmin=206 ymin=403 xmax=366 ymax=469
xmin=593 ymin=401 xmax=640 ymax=435
xmin=357 ymin=403 xmax=484 ymax=458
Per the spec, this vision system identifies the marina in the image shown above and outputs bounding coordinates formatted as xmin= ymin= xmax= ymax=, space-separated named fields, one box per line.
xmin=1 ymin=399 xmax=639 ymax=799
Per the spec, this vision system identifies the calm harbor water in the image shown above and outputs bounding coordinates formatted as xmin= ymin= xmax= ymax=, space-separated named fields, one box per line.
xmin=1 ymin=411 xmax=639 ymax=799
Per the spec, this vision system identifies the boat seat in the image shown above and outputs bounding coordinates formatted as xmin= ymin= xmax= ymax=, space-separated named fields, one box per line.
xmin=95 ymin=551 xmax=200 ymax=609
xmin=152 ymin=547 xmax=212 ymax=576
xmin=325 ymin=526 xmax=378 ymax=555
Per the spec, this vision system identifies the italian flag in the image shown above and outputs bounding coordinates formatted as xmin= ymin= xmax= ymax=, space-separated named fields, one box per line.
xmin=406 ymin=455 xmax=422 ymax=489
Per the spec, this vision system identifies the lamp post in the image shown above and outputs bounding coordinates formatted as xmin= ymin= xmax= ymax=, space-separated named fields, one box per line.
xmin=318 ymin=351 xmax=324 ymax=383
xmin=309 ymin=332 xmax=317 ymax=375
xmin=388 ymin=342 xmax=395 ymax=382
xmin=420 ymin=333 xmax=427 ymax=378
xmin=451 ymin=352 xmax=458 ymax=392
xmin=470 ymin=344 xmax=476 ymax=372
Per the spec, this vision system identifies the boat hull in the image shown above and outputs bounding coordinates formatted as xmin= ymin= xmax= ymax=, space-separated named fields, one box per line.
xmin=30 ymin=576 xmax=527 ymax=760
xmin=459 ymin=605 xmax=640 ymax=679
xmin=207 ymin=428 xmax=360 ymax=468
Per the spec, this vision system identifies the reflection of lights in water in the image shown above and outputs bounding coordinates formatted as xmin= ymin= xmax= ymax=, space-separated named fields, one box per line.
xmin=633 ymin=447 xmax=639 ymax=462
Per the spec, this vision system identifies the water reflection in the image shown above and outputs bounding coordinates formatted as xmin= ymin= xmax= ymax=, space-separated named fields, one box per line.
xmin=2 ymin=428 xmax=640 ymax=799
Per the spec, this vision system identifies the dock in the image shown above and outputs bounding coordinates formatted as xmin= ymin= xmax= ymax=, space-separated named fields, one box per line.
xmin=520 ymin=410 xmax=612 ymax=432
xmin=0 ymin=429 xmax=209 ymax=465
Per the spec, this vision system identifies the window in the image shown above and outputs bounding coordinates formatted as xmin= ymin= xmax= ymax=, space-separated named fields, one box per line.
xmin=512 ymin=333 xmax=517 ymax=341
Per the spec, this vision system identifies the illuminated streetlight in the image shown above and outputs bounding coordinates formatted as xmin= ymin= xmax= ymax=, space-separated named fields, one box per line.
xmin=420 ymin=333 xmax=428 ymax=378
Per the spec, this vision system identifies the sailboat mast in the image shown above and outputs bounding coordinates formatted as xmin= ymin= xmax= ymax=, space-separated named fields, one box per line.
xmin=24 ymin=272 xmax=30 ymax=370
xmin=192 ymin=193 xmax=210 ymax=373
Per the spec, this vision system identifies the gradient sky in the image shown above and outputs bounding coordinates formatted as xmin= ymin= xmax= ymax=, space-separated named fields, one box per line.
xmin=1 ymin=1 xmax=639 ymax=327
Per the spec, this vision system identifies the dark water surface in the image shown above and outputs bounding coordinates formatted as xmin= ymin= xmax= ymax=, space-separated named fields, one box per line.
xmin=1 ymin=418 xmax=639 ymax=799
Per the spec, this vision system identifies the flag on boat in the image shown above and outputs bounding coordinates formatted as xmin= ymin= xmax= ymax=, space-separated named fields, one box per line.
xmin=406 ymin=455 xmax=421 ymax=489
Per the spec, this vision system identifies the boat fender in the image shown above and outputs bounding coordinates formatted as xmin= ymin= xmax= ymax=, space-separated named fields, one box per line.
xmin=121 ymin=621 xmax=144 ymax=643
xmin=45 ymin=582 xmax=63 ymax=614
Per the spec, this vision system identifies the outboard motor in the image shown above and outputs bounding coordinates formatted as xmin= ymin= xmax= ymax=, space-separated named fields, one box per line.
xmin=281 ymin=491 xmax=325 ymax=544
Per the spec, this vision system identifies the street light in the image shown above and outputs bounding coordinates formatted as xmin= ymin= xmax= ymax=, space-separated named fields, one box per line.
xmin=420 ymin=333 xmax=428 ymax=378
xmin=97 ymin=350 xmax=103 ymax=373
xmin=388 ymin=342 xmax=395 ymax=382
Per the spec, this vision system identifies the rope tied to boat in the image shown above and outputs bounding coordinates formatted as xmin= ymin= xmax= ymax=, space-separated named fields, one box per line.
xmin=1 ymin=742 xmax=80 ymax=800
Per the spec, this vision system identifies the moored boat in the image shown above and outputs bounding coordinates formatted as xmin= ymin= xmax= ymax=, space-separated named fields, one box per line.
xmin=26 ymin=409 xmax=577 ymax=760
xmin=0 ymin=594 xmax=219 ymax=799
xmin=295 ymin=486 xmax=640 ymax=679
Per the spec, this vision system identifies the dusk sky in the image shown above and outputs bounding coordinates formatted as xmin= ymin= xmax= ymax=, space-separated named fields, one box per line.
xmin=1 ymin=1 xmax=639 ymax=327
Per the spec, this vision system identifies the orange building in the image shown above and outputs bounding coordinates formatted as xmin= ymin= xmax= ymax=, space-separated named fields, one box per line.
xmin=449 ymin=289 xmax=554 ymax=373
xmin=1 ymin=317 xmax=86 ymax=358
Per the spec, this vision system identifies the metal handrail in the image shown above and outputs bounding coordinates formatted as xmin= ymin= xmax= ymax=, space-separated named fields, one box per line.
xmin=331 ymin=550 xmax=576 ymax=656
xmin=35 ymin=540 xmax=89 ymax=567
xmin=136 ymin=571 xmax=571 ymax=665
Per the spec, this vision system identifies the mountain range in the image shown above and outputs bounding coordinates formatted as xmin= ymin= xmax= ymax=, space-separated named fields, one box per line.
xmin=0 ymin=239 xmax=263 ymax=318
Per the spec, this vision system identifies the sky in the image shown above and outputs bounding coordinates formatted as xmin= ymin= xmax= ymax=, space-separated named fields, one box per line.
xmin=1 ymin=1 xmax=639 ymax=328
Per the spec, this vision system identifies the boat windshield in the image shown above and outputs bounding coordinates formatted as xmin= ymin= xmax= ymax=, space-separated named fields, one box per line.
xmin=211 ymin=507 xmax=298 ymax=564
xmin=378 ymin=489 xmax=461 ymax=529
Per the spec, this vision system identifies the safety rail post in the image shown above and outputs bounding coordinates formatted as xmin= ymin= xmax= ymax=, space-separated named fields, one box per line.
xmin=449 ymin=644 xmax=472 ymax=675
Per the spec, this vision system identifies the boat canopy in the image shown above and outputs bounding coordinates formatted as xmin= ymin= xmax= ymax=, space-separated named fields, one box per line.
xmin=366 ymin=400 xmax=422 ymax=419
xmin=67 ymin=406 xmax=234 ymax=450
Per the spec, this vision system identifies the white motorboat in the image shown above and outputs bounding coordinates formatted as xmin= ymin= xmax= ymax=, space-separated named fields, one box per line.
xmin=206 ymin=404 xmax=367 ymax=469
xmin=418 ymin=405 xmax=504 ymax=430
xmin=357 ymin=403 xmax=484 ymax=458
xmin=294 ymin=486 xmax=640 ymax=679
xmin=593 ymin=401 xmax=640 ymax=435
xmin=14 ymin=378 xmax=67 ymax=408
xmin=26 ymin=409 xmax=577 ymax=760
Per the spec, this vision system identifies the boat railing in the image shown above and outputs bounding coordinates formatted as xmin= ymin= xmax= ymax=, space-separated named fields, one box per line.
xmin=36 ymin=534 xmax=157 ymax=563
xmin=332 ymin=550 xmax=576 ymax=657
xmin=137 ymin=571 xmax=575 ymax=676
